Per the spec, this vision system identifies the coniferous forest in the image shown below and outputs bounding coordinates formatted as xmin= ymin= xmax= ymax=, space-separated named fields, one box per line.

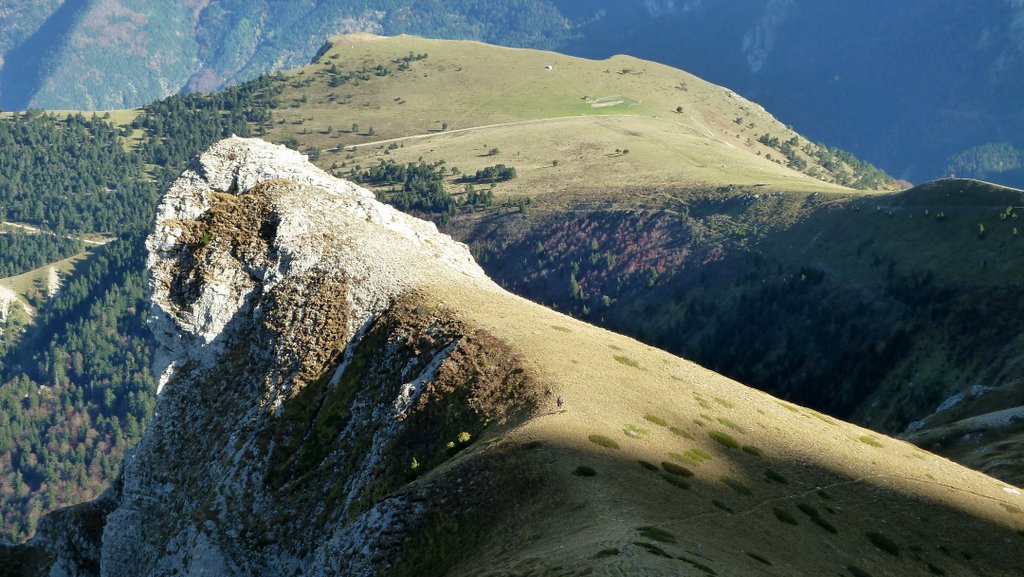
xmin=0 ymin=75 xmax=283 ymax=542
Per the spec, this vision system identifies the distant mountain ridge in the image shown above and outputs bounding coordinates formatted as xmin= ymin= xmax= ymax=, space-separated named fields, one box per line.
xmin=1 ymin=0 xmax=1022 ymax=186
xmin=566 ymin=0 xmax=1024 ymax=186
xmin=0 ymin=0 xmax=577 ymax=110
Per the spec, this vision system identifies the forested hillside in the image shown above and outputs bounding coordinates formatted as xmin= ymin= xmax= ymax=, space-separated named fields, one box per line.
xmin=0 ymin=113 xmax=151 ymax=232
xmin=0 ymin=76 xmax=280 ymax=542
xmin=0 ymin=0 xmax=575 ymax=111
xmin=0 ymin=234 xmax=80 ymax=279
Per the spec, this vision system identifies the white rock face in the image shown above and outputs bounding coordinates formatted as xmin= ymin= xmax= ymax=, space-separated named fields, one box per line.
xmin=46 ymin=266 xmax=61 ymax=298
xmin=0 ymin=284 xmax=28 ymax=340
xmin=94 ymin=137 xmax=498 ymax=577
xmin=0 ymin=284 xmax=17 ymax=321
xmin=145 ymin=136 xmax=488 ymax=393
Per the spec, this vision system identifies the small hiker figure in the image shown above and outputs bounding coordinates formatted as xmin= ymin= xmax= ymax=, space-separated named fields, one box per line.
xmin=556 ymin=395 xmax=564 ymax=412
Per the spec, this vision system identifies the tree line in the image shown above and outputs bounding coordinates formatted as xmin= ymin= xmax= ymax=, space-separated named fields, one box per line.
xmin=354 ymin=159 xmax=510 ymax=223
xmin=0 ymin=71 xmax=287 ymax=542
xmin=0 ymin=233 xmax=81 ymax=278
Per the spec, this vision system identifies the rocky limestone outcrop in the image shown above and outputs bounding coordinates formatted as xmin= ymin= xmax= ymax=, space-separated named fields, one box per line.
xmin=7 ymin=137 xmax=543 ymax=577
xmin=0 ymin=284 xmax=23 ymax=326
xmin=145 ymin=135 xmax=488 ymax=393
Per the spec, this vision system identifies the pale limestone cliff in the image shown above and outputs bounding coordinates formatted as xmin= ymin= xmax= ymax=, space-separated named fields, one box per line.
xmin=0 ymin=284 xmax=21 ymax=322
xmin=10 ymin=137 xmax=540 ymax=577
xmin=145 ymin=136 xmax=489 ymax=394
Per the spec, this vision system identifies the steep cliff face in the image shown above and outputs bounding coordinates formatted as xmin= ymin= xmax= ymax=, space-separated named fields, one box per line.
xmin=107 ymin=137 xmax=545 ymax=577
xmin=12 ymin=137 xmax=545 ymax=576
xmin=6 ymin=137 xmax=1024 ymax=577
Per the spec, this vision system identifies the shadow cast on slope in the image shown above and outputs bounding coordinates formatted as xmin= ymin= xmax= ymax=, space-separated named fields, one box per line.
xmin=479 ymin=432 xmax=1024 ymax=577
xmin=0 ymin=0 xmax=91 ymax=110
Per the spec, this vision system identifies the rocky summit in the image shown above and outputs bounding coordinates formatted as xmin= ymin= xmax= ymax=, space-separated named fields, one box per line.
xmin=5 ymin=137 xmax=542 ymax=576
xmin=111 ymin=137 xmax=530 ymax=575
xmin=4 ymin=138 xmax=1024 ymax=577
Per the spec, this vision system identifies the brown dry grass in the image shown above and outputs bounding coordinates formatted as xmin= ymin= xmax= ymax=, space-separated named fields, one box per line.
xmin=261 ymin=33 xmax=859 ymax=211
xmin=403 ymin=275 xmax=1024 ymax=576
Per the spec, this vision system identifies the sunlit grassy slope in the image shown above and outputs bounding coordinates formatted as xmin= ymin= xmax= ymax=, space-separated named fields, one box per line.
xmin=262 ymin=34 xmax=875 ymax=204
xmin=0 ymin=249 xmax=96 ymax=316
xmin=407 ymin=275 xmax=1024 ymax=576
xmin=212 ymin=35 xmax=1024 ymax=486
xmin=0 ymin=221 xmax=112 ymax=319
xmin=16 ymin=35 xmax=1020 ymax=485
